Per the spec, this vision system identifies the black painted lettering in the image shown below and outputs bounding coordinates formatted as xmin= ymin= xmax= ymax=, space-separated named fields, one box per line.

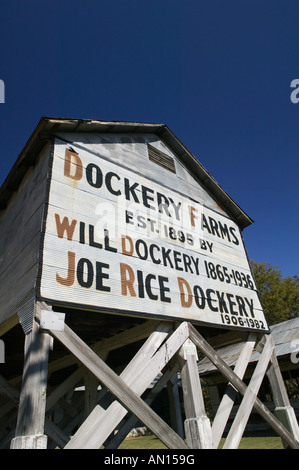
xmin=161 ymin=248 xmax=174 ymax=269
xmin=209 ymin=217 xmax=221 ymax=237
xmin=124 ymin=178 xmax=139 ymax=203
xmin=77 ymin=258 xmax=93 ymax=288
xmin=95 ymin=262 xmax=110 ymax=291
xmin=104 ymin=229 xmax=117 ymax=252
xmin=218 ymin=222 xmax=231 ymax=242
xmin=105 ymin=171 xmax=121 ymax=196
xmin=216 ymin=291 xmax=229 ymax=313
xmin=89 ymin=225 xmax=103 ymax=249
xmin=245 ymin=297 xmax=255 ymax=318
xmin=207 ymin=289 xmax=218 ymax=312
xmin=169 ymin=197 xmax=181 ymax=221
xmin=135 ymin=239 xmax=148 ymax=260
xmin=79 ymin=221 xmax=85 ymax=244
xmin=142 ymin=186 xmax=155 ymax=210
xmin=158 ymin=276 xmax=171 ymax=303
xmin=182 ymin=254 xmax=192 ymax=273
xmin=193 ymin=285 xmax=205 ymax=309
xmin=190 ymin=256 xmax=200 ymax=275
xmin=137 ymin=215 xmax=147 ymax=228
xmin=144 ymin=273 xmax=158 ymax=300
xmin=229 ymin=227 xmax=240 ymax=245
xmin=137 ymin=270 xmax=145 ymax=298
xmin=227 ymin=293 xmax=238 ymax=315
xmin=173 ymin=251 xmax=183 ymax=271
xmin=236 ymin=295 xmax=247 ymax=316
xmin=149 ymin=244 xmax=161 ymax=264
xmin=86 ymin=163 xmax=103 ymax=188
xmin=202 ymin=214 xmax=211 ymax=234
xmin=125 ymin=210 xmax=134 ymax=225
xmin=157 ymin=192 xmax=171 ymax=216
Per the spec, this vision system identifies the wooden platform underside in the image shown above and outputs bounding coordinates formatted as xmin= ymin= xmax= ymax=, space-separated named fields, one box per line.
xmin=0 ymin=302 xmax=299 ymax=449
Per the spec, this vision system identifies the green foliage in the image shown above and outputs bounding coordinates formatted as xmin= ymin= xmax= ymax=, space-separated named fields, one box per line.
xmin=250 ymin=260 xmax=299 ymax=325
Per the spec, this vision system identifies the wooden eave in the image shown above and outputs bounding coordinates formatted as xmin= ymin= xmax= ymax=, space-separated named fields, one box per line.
xmin=0 ymin=116 xmax=253 ymax=229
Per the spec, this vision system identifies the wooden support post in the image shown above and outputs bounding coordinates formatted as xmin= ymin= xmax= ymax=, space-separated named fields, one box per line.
xmin=179 ymin=339 xmax=213 ymax=449
xmin=10 ymin=317 xmax=52 ymax=449
xmin=212 ymin=333 xmax=256 ymax=448
xmin=266 ymin=347 xmax=299 ymax=444
xmin=0 ymin=372 xmax=69 ymax=449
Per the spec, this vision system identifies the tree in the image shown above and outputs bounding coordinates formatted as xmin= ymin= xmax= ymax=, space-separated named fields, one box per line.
xmin=250 ymin=260 xmax=299 ymax=325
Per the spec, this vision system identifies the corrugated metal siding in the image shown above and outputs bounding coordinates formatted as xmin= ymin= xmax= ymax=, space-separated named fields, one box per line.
xmin=17 ymin=293 xmax=36 ymax=334
xmin=0 ymin=143 xmax=51 ymax=328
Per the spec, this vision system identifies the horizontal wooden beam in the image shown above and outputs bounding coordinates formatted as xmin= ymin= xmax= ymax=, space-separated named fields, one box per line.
xmin=46 ymin=318 xmax=157 ymax=374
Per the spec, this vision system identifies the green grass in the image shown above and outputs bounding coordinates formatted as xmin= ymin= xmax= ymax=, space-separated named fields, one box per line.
xmin=118 ymin=434 xmax=284 ymax=449
xmin=219 ymin=436 xmax=283 ymax=449
xmin=119 ymin=435 xmax=167 ymax=450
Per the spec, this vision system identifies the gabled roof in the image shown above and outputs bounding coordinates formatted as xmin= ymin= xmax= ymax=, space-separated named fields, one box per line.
xmin=0 ymin=116 xmax=253 ymax=229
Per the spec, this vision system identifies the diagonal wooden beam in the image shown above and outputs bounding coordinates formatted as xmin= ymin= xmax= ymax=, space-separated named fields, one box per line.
xmin=65 ymin=321 xmax=175 ymax=448
xmin=188 ymin=324 xmax=299 ymax=449
xmin=223 ymin=334 xmax=274 ymax=448
xmin=43 ymin=319 xmax=189 ymax=449
xmin=106 ymin=361 xmax=180 ymax=449
xmin=45 ymin=320 xmax=156 ymax=415
xmin=64 ymin=321 xmax=190 ymax=449
xmin=211 ymin=333 xmax=256 ymax=448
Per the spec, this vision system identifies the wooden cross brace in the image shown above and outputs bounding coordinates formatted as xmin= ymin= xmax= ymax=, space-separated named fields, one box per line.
xmin=30 ymin=306 xmax=299 ymax=450
xmin=188 ymin=324 xmax=299 ymax=449
xmin=36 ymin=307 xmax=190 ymax=449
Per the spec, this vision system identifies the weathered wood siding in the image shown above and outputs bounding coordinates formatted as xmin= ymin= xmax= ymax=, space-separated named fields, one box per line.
xmin=55 ymin=132 xmax=227 ymax=215
xmin=38 ymin=135 xmax=268 ymax=332
xmin=0 ymin=143 xmax=51 ymax=327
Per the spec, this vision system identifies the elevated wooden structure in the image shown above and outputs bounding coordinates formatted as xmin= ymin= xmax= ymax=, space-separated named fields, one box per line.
xmin=0 ymin=118 xmax=298 ymax=449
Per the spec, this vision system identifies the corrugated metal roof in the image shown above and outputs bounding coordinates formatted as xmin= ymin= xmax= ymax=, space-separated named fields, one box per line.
xmin=198 ymin=317 xmax=299 ymax=375
xmin=0 ymin=116 xmax=253 ymax=229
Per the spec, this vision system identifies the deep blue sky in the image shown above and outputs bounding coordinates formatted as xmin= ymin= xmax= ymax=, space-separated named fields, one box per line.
xmin=0 ymin=0 xmax=298 ymax=278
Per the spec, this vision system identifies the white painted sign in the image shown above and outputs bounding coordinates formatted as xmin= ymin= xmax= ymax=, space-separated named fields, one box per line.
xmin=39 ymin=140 xmax=268 ymax=332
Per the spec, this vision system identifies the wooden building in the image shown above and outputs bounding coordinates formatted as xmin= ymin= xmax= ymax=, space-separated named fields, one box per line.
xmin=0 ymin=117 xmax=298 ymax=449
